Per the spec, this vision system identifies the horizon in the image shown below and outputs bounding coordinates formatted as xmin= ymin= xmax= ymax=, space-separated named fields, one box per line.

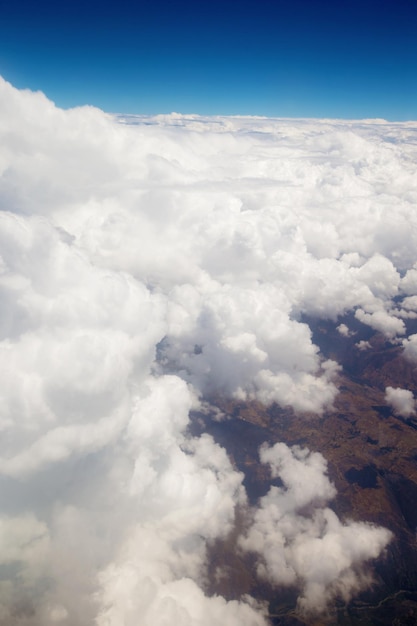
xmin=1 ymin=0 xmax=416 ymax=120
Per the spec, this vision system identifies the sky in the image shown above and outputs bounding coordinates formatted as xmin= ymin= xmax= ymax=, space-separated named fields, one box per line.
xmin=0 ymin=0 xmax=416 ymax=119
xmin=1 ymin=76 xmax=417 ymax=624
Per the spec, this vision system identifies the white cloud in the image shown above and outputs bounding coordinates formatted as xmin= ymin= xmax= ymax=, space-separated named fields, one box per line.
xmin=95 ymin=375 xmax=263 ymax=626
xmin=354 ymin=308 xmax=405 ymax=338
xmin=96 ymin=570 xmax=268 ymax=626
xmin=401 ymin=295 xmax=417 ymax=311
xmin=239 ymin=444 xmax=392 ymax=615
xmin=161 ymin=281 xmax=340 ymax=413
xmin=356 ymin=340 xmax=372 ymax=351
xmin=402 ymin=334 xmax=417 ymax=364
xmin=0 ymin=76 xmax=413 ymax=622
xmin=385 ymin=386 xmax=416 ymax=417
xmin=337 ymin=323 xmax=351 ymax=336
xmin=400 ymin=265 xmax=417 ymax=296
xmin=0 ymin=212 xmax=166 ymax=477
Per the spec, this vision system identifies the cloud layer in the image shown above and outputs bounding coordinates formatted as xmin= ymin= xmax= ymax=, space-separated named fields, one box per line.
xmin=0 ymin=76 xmax=415 ymax=623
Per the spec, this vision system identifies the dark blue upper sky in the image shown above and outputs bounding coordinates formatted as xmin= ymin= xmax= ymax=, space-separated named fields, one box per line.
xmin=1 ymin=0 xmax=416 ymax=119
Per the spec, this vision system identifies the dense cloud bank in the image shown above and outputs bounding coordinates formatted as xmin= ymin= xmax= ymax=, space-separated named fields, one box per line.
xmin=0 ymin=76 xmax=416 ymax=623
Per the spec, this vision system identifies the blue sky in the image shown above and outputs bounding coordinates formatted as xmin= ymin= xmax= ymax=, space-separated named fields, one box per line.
xmin=1 ymin=0 xmax=416 ymax=119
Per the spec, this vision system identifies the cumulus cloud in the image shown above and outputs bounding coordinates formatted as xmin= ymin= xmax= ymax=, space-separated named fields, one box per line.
xmin=354 ymin=307 xmax=405 ymax=338
xmin=400 ymin=265 xmax=417 ymax=296
xmin=94 ymin=375 xmax=267 ymax=626
xmin=161 ymin=282 xmax=340 ymax=413
xmin=337 ymin=323 xmax=352 ymax=337
xmin=0 ymin=212 xmax=166 ymax=478
xmin=0 ymin=75 xmax=414 ymax=622
xmin=385 ymin=386 xmax=416 ymax=417
xmin=239 ymin=444 xmax=392 ymax=615
xmin=356 ymin=340 xmax=372 ymax=351
xmin=402 ymin=334 xmax=417 ymax=364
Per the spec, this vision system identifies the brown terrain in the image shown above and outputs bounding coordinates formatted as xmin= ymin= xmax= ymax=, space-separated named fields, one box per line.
xmin=190 ymin=312 xmax=417 ymax=625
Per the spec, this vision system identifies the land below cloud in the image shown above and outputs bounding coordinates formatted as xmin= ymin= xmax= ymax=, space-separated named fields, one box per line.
xmin=193 ymin=315 xmax=417 ymax=625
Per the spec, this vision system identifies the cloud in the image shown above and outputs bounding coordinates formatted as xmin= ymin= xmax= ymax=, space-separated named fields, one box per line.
xmin=356 ymin=340 xmax=372 ymax=351
xmin=385 ymin=386 xmax=416 ymax=417
xmin=402 ymin=334 xmax=417 ymax=364
xmin=400 ymin=265 xmax=417 ymax=296
xmin=161 ymin=282 xmax=340 ymax=413
xmin=96 ymin=571 xmax=267 ymax=626
xmin=94 ymin=375 xmax=267 ymax=626
xmin=337 ymin=323 xmax=353 ymax=337
xmin=0 ymin=75 xmax=414 ymax=622
xmin=0 ymin=212 xmax=166 ymax=478
xmin=354 ymin=307 xmax=405 ymax=338
xmin=239 ymin=444 xmax=392 ymax=615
